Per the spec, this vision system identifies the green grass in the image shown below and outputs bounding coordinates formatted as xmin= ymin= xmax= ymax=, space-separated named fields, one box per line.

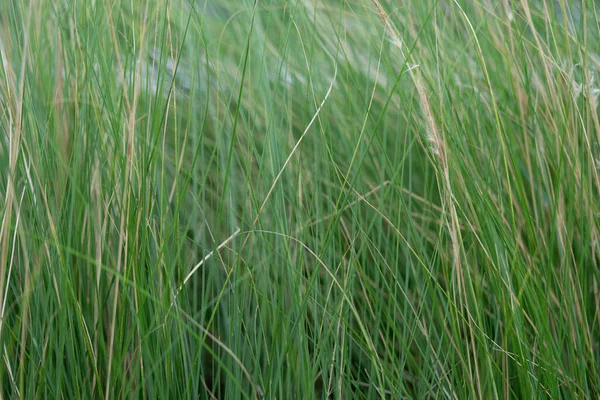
xmin=0 ymin=0 xmax=599 ymax=398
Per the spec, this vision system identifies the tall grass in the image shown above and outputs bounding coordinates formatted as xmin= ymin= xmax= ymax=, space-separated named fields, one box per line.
xmin=0 ymin=0 xmax=599 ymax=398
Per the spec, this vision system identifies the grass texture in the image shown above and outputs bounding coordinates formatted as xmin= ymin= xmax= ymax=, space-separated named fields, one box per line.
xmin=0 ymin=0 xmax=599 ymax=398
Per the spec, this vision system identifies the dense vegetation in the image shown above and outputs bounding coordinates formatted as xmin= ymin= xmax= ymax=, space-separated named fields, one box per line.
xmin=0 ymin=0 xmax=599 ymax=398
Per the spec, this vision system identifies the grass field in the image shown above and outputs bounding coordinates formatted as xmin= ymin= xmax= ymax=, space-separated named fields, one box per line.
xmin=1 ymin=0 xmax=599 ymax=398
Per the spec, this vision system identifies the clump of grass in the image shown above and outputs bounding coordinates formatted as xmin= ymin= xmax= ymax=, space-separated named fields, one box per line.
xmin=0 ymin=0 xmax=599 ymax=398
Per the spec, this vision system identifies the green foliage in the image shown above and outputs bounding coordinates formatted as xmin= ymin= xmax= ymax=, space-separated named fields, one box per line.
xmin=0 ymin=0 xmax=599 ymax=398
